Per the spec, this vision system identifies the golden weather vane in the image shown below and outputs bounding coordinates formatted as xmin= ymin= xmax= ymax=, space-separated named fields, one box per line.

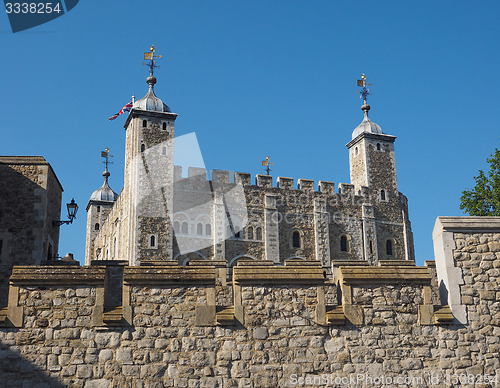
xmin=143 ymin=45 xmax=163 ymax=76
xmin=357 ymin=73 xmax=372 ymax=104
xmin=100 ymin=147 xmax=114 ymax=171
xmin=262 ymin=155 xmax=275 ymax=176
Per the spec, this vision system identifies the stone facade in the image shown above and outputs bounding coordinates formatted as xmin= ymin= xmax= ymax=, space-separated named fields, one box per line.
xmin=0 ymin=217 xmax=498 ymax=387
xmin=0 ymin=156 xmax=63 ymax=306
xmin=85 ymin=72 xmax=414 ymax=269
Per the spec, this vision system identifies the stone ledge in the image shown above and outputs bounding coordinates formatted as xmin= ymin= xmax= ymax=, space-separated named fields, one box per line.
xmin=123 ymin=266 xmax=216 ymax=285
xmin=434 ymin=216 xmax=500 ymax=234
xmin=233 ymin=262 xmax=325 ymax=284
xmin=9 ymin=266 xmax=106 ymax=286
xmin=338 ymin=266 xmax=432 ymax=285
xmin=378 ymin=260 xmax=416 ymax=267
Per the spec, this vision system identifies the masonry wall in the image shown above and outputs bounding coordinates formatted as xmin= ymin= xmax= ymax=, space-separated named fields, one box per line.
xmin=0 ymin=217 xmax=499 ymax=387
xmin=0 ymin=156 xmax=63 ymax=307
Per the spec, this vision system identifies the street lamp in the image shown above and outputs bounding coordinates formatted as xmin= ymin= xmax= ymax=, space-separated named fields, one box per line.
xmin=53 ymin=198 xmax=79 ymax=227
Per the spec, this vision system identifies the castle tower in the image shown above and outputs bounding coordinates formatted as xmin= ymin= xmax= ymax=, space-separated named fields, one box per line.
xmin=121 ymin=46 xmax=178 ymax=265
xmin=85 ymin=156 xmax=118 ymax=266
xmin=346 ymin=75 xmax=413 ymax=263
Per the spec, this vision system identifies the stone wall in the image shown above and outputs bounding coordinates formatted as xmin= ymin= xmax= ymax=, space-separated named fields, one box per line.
xmin=0 ymin=156 xmax=63 ymax=307
xmin=0 ymin=218 xmax=499 ymax=387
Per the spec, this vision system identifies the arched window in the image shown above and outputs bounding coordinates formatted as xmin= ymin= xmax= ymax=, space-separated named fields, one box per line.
xmin=256 ymin=227 xmax=263 ymax=240
xmin=205 ymin=224 xmax=211 ymax=236
xmin=369 ymin=240 xmax=374 ymax=255
xmin=197 ymin=223 xmax=203 ymax=235
xmin=142 ymin=120 xmax=147 ymax=128
xmin=163 ymin=122 xmax=167 ymax=130
xmin=355 ymin=147 xmax=358 ymax=156
xmin=174 ymin=221 xmax=180 ymax=233
xmin=386 ymin=240 xmax=393 ymax=256
xmin=181 ymin=222 xmax=188 ymax=234
xmin=247 ymin=226 xmax=254 ymax=240
xmin=97 ymin=206 xmax=100 ymax=213
xmin=292 ymin=231 xmax=301 ymax=248
xmin=141 ymin=144 xmax=145 ymax=152
xmin=340 ymin=235 xmax=348 ymax=252
xmin=162 ymin=147 xmax=167 ymax=156
xmin=95 ymin=223 xmax=100 ymax=231
xmin=377 ymin=143 xmax=381 ymax=151
xmin=381 ymin=190 xmax=386 ymax=201
xmin=150 ymin=235 xmax=156 ymax=247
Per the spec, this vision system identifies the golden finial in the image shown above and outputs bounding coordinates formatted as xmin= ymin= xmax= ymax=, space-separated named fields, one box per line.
xmin=262 ymin=156 xmax=275 ymax=175
xmin=143 ymin=45 xmax=163 ymax=76
xmin=357 ymin=73 xmax=372 ymax=104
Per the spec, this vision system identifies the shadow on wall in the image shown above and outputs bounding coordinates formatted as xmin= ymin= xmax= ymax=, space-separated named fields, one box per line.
xmin=0 ymin=335 xmax=65 ymax=387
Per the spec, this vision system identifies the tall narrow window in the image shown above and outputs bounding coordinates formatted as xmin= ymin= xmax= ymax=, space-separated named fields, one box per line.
xmin=181 ymin=222 xmax=188 ymax=234
xmin=141 ymin=144 xmax=145 ymax=152
xmin=163 ymin=122 xmax=167 ymax=130
xmin=47 ymin=244 xmax=53 ymax=261
xmin=381 ymin=190 xmax=386 ymax=201
xmin=197 ymin=223 xmax=203 ymax=235
xmin=247 ymin=226 xmax=254 ymax=240
xmin=95 ymin=223 xmax=100 ymax=231
xmin=377 ymin=143 xmax=381 ymax=151
xmin=256 ymin=227 xmax=263 ymax=240
xmin=142 ymin=120 xmax=147 ymax=128
xmin=174 ymin=221 xmax=180 ymax=233
xmin=150 ymin=235 xmax=156 ymax=248
xmin=386 ymin=240 xmax=393 ymax=256
xmin=97 ymin=206 xmax=100 ymax=213
xmin=369 ymin=240 xmax=373 ymax=255
xmin=340 ymin=235 xmax=348 ymax=252
xmin=205 ymin=224 xmax=211 ymax=236
xmin=292 ymin=231 xmax=301 ymax=248
xmin=235 ymin=226 xmax=241 ymax=239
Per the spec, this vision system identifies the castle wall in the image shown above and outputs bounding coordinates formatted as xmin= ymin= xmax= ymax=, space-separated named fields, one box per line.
xmin=1 ymin=217 xmax=499 ymax=387
xmin=0 ymin=156 xmax=63 ymax=306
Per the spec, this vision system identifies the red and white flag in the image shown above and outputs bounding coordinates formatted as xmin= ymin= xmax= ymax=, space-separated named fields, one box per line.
xmin=108 ymin=100 xmax=133 ymax=121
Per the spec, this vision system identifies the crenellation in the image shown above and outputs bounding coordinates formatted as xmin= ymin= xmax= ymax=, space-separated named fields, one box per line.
xmin=297 ymin=178 xmax=314 ymax=192
xmin=318 ymin=181 xmax=335 ymax=195
xmin=277 ymin=176 xmax=294 ymax=190
xmin=235 ymin=172 xmax=251 ymax=186
xmin=255 ymin=174 xmax=272 ymax=188
xmin=188 ymin=166 xmax=207 ymax=180
xmin=212 ymin=169 xmax=229 ymax=184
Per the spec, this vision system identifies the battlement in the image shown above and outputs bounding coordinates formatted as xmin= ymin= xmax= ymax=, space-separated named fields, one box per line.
xmin=172 ymin=165 xmax=352 ymax=194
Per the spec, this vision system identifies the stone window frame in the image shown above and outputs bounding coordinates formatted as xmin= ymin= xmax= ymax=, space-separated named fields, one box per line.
xmin=196 ymin=223 xmax=203 ymax=235
xmin=148 ymin=234 xmax=158 ymax=249
xmin=385 ymin=238 xmax=395 ymax=257
xmin=205 ymin=223 xmax=212 ymax=236
xmin=376 ymin=143 xmax=381 ymax=151
xmin=291 ymin=229 xmax=303 ymax=249
xmin=162 ymin=122 xmax=167 ymax=131
xmin=380 ymin=188 xmax=388 ymax=202
xmin=95 ymin=223 xmax=100 ymax=231
xmin=142 ymin=119 xmax=147 ymax=128
xmin=340 ymin=234 xmax=352 ymax=253
xmin=141 ymin=144 xmax=146 ymax=152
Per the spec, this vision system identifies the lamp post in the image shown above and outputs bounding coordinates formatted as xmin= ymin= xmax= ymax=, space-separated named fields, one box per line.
xmin=53 ymin=198 xmax=79 ymax=227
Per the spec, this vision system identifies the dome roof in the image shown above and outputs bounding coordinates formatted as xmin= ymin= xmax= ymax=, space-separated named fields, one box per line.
xmin=352 ymin=104 xmax=383 ymax=139
xmin=133 ymin=75 xmax=171 ymax=113
xmin=89 ymin=170 xmax=118 ymax=202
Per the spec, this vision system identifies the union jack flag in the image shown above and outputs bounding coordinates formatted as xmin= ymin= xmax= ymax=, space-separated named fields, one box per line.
xmin=108 ymin=100 xmax=134 ymax=121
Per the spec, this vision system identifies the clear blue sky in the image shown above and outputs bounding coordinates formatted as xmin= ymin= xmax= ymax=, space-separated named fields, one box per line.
xmin=1 ymin=1 xmax=499 ymax=265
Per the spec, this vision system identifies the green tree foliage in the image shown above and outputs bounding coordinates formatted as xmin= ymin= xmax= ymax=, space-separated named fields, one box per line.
xmin=460 ymin=148 xmax=500 ymax=216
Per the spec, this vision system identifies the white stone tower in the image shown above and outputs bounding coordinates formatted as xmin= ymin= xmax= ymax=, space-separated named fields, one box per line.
xmin=85 ymin=157 xmax=119 ymax=265
xmin=121 ymin=46 xmax=178 ymax=265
